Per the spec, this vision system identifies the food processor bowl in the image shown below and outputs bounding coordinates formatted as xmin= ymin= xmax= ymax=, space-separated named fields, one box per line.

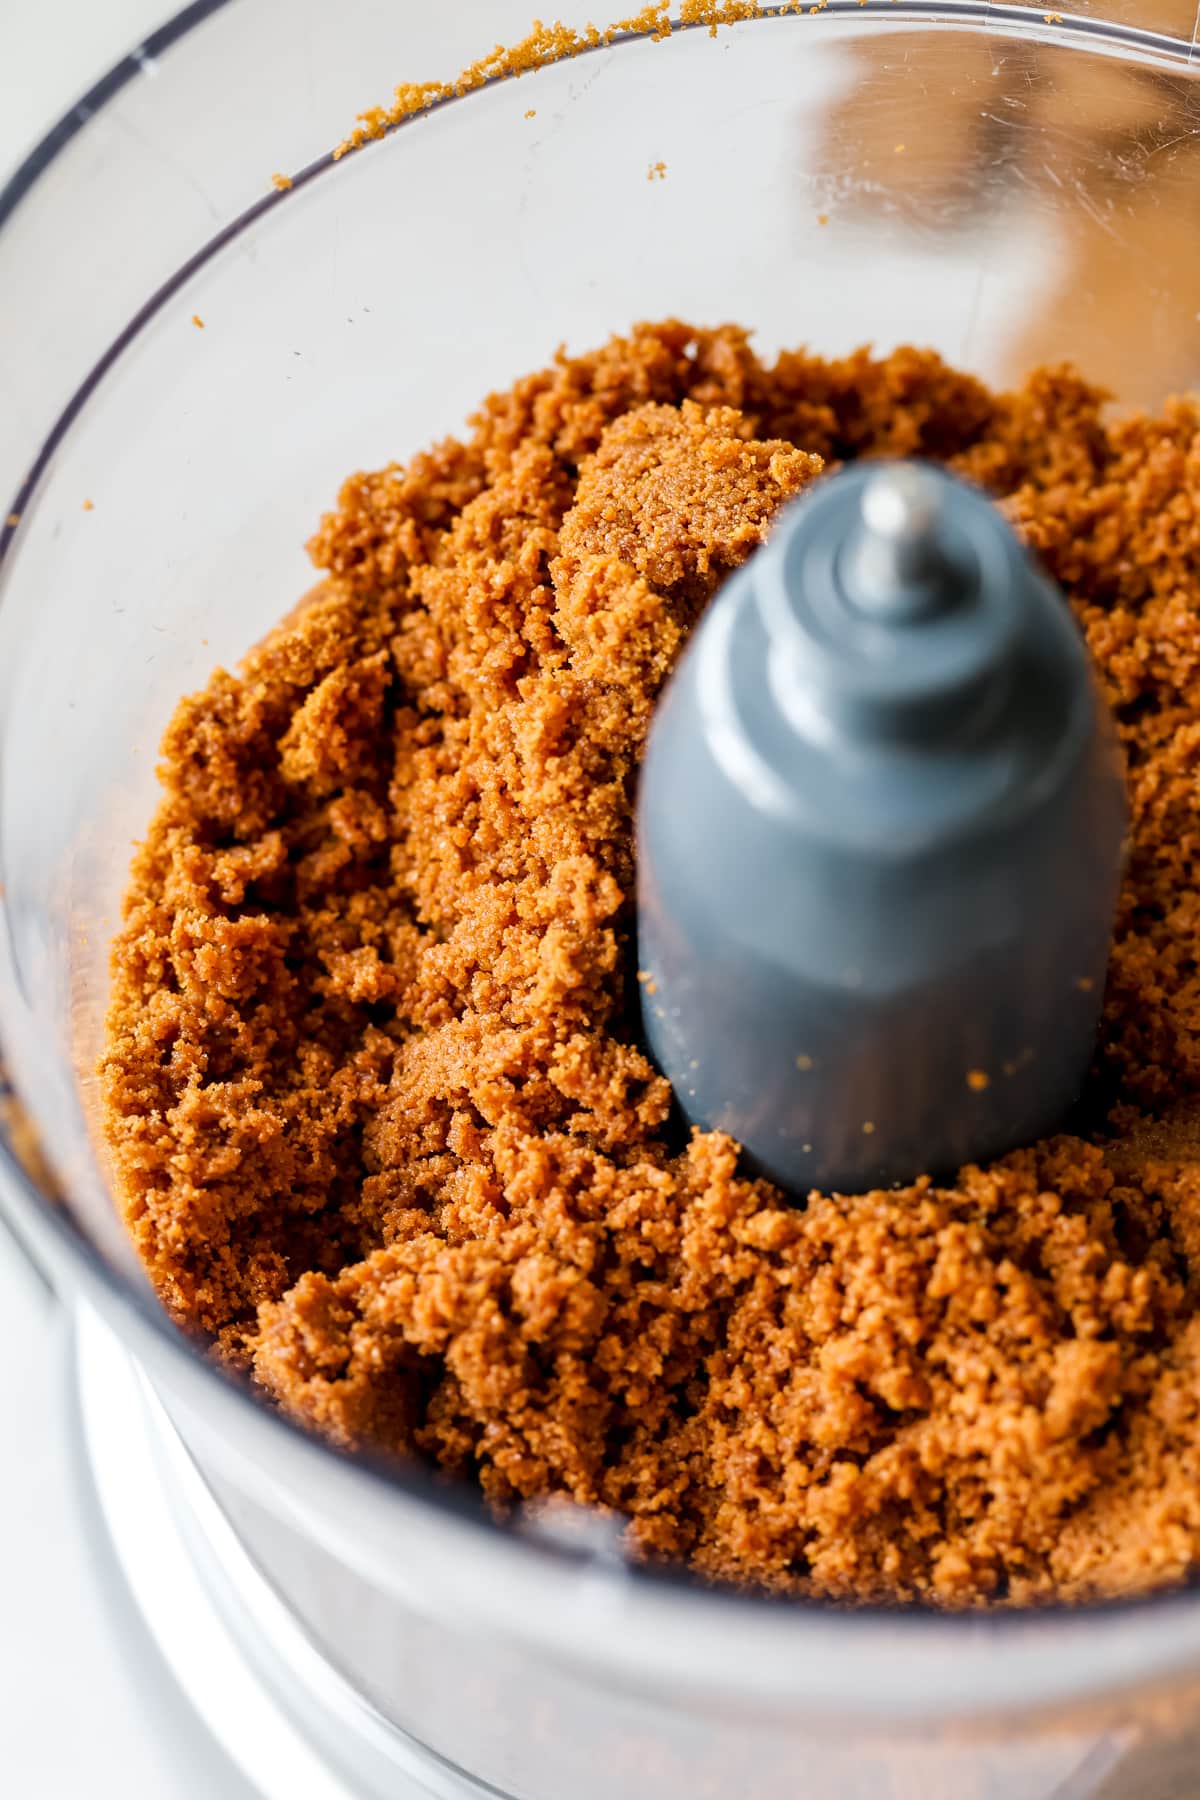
xmin=4 ymin=4 xmax=1200 ymax=1795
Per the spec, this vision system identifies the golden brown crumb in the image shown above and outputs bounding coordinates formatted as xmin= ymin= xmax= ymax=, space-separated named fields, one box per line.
xmin=524 ymin=108 xmax=537 ymax=118
xmin=191 ymin=314 xmax=205 ymax=329
xmin=816 ymin=212 xmax=829 ymax=226
xmin=5 ymin=513 xmax=19 ymax=529
xmin=648 ymin=160 xmax=667 ymax=181
xmin=966 ymin=1070 xmax=990 ymax=1092
xmin=101 ymin=318 xmax=1200 ymax=1610
xmin=82 ymin=498 xmax=94 ymax=511
xmin=333 ymin=4 xmax=765 ymax=158
xmin=270 ymin=172 xmax=292 ymax=191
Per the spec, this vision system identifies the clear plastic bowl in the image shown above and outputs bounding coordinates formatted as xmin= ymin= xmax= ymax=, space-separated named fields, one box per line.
xmin=4 ymin=4 xmax=1200 ymax=1796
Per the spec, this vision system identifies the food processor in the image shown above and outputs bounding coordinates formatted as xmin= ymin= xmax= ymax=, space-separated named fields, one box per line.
xmin=3 ymin=3 xmax=1200 ymax=1795
xmin=637 ymin=458 xmax=1128 ymax=1191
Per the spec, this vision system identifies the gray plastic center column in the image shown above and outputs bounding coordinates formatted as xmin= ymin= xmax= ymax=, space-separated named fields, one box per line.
xmin=636 ymin=461 xmax=1128 ymax=1196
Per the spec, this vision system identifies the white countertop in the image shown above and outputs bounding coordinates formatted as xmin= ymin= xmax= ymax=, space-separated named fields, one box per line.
xmin=1 ymin=15 xmax=250 ymax=1797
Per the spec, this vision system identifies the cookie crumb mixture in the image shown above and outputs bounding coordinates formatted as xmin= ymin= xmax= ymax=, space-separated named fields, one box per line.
xmin=103 ymin=320 xmax=1200 ymax=1607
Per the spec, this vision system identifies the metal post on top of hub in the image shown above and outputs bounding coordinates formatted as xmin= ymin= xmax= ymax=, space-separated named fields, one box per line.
xmin=636 ymin=460 xmax=1128 ymax=1196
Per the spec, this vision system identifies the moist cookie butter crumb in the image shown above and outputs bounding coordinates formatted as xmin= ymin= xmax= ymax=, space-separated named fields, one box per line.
xmin=102 ymin=318 xmax=1200 ymax=1609
xmin=333 ymin=3 xmax=774 ymax=160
